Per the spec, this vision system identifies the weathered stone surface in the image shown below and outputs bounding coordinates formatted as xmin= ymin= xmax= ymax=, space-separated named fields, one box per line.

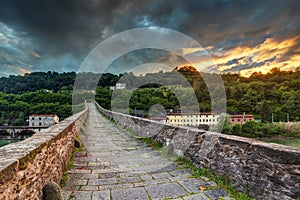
xmin=92 ymin=190 xmax=110 ymax=200
xmin=178 ymin=178 xmax=208 ymax=193
xmin=111 ymin=187 xmax=148 ymax=200
xmin=0 ymin=106 xmax=88 ymax=200
xmin=146 ymin=183 xmax=187 ymax=199
xmin=183 ymin=193 xmax=210 ymax=200
xmin=70 ymin=191 xmax=92 ymax=200
xmin=95 ymin=101 xmax=300 ymax=199
xmin=205 ymin=188 xmax=227 ymax=200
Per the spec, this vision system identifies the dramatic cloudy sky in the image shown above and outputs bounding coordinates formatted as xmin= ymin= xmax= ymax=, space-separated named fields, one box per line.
xmin=0 ymin=0 xmax=299 ymax=77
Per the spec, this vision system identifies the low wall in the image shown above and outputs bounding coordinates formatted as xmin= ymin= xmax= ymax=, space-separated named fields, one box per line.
xmin=0 ymin=107 xmax=88 ymax=200
xmin=95 ymin=102 xmax=300 ymax=200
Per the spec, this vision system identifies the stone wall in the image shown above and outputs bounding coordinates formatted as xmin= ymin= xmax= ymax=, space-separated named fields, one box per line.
xmin=0 ymin=107 xmax=88 ymax=200
xmin=95 ymin=102 xmax=300 ymax=200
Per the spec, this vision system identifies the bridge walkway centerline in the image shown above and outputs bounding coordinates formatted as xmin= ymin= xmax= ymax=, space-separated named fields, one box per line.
xmin=62 ymin=103 xmax=230 ymax=200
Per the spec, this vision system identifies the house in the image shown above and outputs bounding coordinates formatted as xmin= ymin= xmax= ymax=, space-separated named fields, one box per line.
xmin=116 ymin=83 xmax=126 ymax=89
xmin=166 ymin=112 xmax=220 ymax=127
xmin=29 ymin=114 xmax=59 ymax=127
xmin=110 ymin=83 xmax=126 ymax=90
xmin=230 ymin=114 xmax=254 ymax=125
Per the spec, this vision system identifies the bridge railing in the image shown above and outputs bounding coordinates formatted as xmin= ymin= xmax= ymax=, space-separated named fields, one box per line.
xmin=95 ymin=101 xmax=300 ymax=200
xmin=0 ymin=105 xmax=88 ymax=199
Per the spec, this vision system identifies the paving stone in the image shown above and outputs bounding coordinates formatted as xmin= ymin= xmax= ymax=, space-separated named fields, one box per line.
xmin=89 ymin=178 xmax=117 ymax=185
xmin=70 ymin=173 xmax=99 ymax=179
xmin=178 ymin=178 xmax=208 ymax=193
xmin=117 ymin=177 xmax=141 ymax=183
xmin=63 ymin=104 xmax=231 ymax=200
xmin=205 ymin=188 xmax=227 ymax=200
xmin=99 ymin=183 xmax=134 ymax=190
xmin=200 ymin=176 xmax=210 ymax=182
xmin=80 ymin=185 xmax=99 ymax=191
xmin=152 ymin=172 xmax=171 ymax=179
xmin=183 ymin=193 xmax=210 ymax=200
xmin=68 ymin=169 xmax=91 ymax=174
xmin=70 ymin=191 xmax=92 ymax=200
xmin=111 ymin=187 xmax=149 ymax=200
xmin=99 ymin=172 xmax=119 ymax=179
xmin=149 ymin=163 xmax=178 ymax=173
xmin=169 ymin=175 xmax=191 ymax=181
xmin=140 ymin=174 xmax=153 ymax=181
xmin=75 ymin=152 xmax=87 ymax=157
xmin=134 ymin=178 xmax=170 ymax=187
xmin=92 ymin=190 xmax=110 ymax=200
xmin=170 ymin=169 xmax=193 ymax=177
xmin=73 ymin=179 xmax=88 ymax=186
xmin=119 ymin=171 xmax=147 ymax=178
xmin=207 ymin=181 xmax=217 ymax=187
xmin=146 ymin=182 xmax=187 ymax=199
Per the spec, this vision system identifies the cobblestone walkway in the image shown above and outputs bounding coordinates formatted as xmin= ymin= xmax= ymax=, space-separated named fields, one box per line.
xmin=63 ymin=104 xmax=230 ymax=200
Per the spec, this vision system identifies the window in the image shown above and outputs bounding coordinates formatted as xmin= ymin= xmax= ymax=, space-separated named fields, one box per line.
xmin=196 ymin=119 xmax=198 ymax=122
xmin=39 ymin=117 xmax=41 ymax=120
xmin=206 ymin=115 xmax=208 ymax=117
xmin=39 ymin=122 xmax=42 ymax=126
xmin=199 ymin=119 xmax=201 ymax=122
xmin=238 ymin=119 xmax=240 ymax=122
xmin=32 ymin=123 xmax=35 ymax=126
xmin=32 ymin=117 xmax=34 ymax=120
xmin=209 ymin=119 xmax=211 ymax=122
xmin=232 ymin=119 xmax=234 ymax=122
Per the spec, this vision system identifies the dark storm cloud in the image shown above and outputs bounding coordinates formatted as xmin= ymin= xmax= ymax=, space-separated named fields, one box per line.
xmin=0 ymin=0 xmax=299 ymax=76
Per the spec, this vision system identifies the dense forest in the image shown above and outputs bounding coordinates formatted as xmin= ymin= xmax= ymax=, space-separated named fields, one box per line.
xmin=95 ymin=67 xmax=300 ymax=123
xmin=0 ymin=72 xmax=122 ymax=126
xmin=0 ymin=68 xmax=299 ymax=138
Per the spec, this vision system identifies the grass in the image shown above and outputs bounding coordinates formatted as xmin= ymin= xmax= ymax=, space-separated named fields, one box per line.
xmin=137 ymin=137 xmax=163 ymax=150
xmin=261 ymin=137 xmax=300 ymax=148
xmin=176 ymin=157 xmax=254 ymax=200
xmin=60 ymin=138 xmax=85 ymax=187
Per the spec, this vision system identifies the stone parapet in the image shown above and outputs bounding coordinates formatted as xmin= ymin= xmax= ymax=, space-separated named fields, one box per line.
xmin=95 ymin=102 xmax=300 ymax=199
xmin=0 ymin=107 xmax=88 ymax=200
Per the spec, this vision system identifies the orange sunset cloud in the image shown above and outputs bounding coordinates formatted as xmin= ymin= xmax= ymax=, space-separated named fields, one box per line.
xmin=209 ymin=35 xmax=300 ymax=77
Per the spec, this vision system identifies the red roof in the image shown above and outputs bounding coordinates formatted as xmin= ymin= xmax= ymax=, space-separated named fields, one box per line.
xmin=168 ymin=112 xmax=218 ymax=116
xmin=230 ymin=114 xmax=254 ymax=118
xmin=29 ymin=114 xmax=57 ymax=117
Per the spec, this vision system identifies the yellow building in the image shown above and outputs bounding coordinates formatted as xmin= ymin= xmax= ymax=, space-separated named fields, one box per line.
xmin=167 ymin=113 xmax=220 ymax=127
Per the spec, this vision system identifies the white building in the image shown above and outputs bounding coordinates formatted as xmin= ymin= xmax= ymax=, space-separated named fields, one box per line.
xmin=166 ymin=112 xmax=220 ymax=127
xmin=29 ymin=114 xmax=59 ymax=127
xmin=110 ymin=83 xmax=126 ymax=90
xmin=116 ymin=83 xmax=126 ymax=89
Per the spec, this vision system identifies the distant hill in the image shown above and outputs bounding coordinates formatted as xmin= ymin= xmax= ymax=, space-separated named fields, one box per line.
xmin=0 ymin=72 xmax=121 ymax=94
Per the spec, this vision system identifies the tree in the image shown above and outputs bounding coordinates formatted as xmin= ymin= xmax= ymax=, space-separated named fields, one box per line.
xmin=232 ymin=124 xmax=242 ymax=136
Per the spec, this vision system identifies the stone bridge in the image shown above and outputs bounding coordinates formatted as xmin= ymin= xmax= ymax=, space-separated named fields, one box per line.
xmin=0 ymin=102 xmax=299 ymax=200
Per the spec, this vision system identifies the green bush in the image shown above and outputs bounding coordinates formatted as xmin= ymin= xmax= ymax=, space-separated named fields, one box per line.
xmin=232 ymin=124 xmax=242 ymax=136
